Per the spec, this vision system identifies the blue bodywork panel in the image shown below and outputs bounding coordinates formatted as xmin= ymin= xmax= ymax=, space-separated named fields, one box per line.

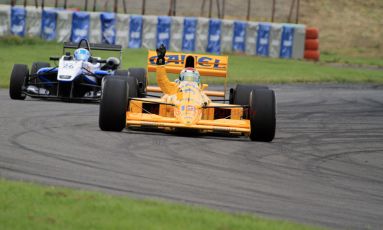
xmin=94 ymin=70 xmax=110 ymax=75
xmin=37 ymin=67 xmax=58 ymax=74
xmin=36 ymin=67 xmax=113 ymax=85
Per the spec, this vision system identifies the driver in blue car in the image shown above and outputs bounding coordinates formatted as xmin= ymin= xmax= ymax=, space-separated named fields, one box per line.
xmin=74 ymin=48 xmax=91 ymax=61
xmin=73 ymin=48 xmax=120 ymax=72
xmin=72 ymin=48 xmax=103 ymax=97
xmin=73 ymin=48 xmax=101 ymax=74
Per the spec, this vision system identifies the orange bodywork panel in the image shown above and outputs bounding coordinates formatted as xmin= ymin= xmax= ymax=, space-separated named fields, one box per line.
xmin=146 ymin=50 xmax=228 ymax=98
xmin=126 ymin=113 xmax=250 ymax=134
xmin=147 ymin=50 xmax=228 ymax=78
xmin=126 ymin=50 xmax=249 ymax=135
xmin=146 ymin=86 xmax=225 ymax=97
xmin=127 ymin=99 xmax=250 ymax=134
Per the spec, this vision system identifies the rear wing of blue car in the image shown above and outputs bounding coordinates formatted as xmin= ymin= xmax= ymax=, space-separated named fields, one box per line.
xmin=63 ymin=42 xmax=122 ymax=52
xmin=62 ymin=39 xmax=123 ymax=61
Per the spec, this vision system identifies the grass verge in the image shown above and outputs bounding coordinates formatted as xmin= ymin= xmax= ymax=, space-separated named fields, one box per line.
xmin=0 ymin=37 xmax=382 ymax=88
xmin=320 ymin=52 xmax=383 ymax=67
xmin=0 ymin=179 xmax=322 ymax=230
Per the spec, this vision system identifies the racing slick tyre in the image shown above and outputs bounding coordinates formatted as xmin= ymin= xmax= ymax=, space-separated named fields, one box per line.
xmin=126 ymin=76 xmax=138 ymax=99
xmin=115 ymin=69 xmax=143 ymax=98
xmin=31 ymin=62 xmax=50 ymax=75
xmin=232 ymin=84 xmax=269 ymax=105
xmin=249 ymin=89 xmax=276 ymax=142
xmin=30 ymin=62 xmax=51 ymax=85
xmin=9 ymin=64 xmax=29 ymax=100
xmin=127 ymin=68 xmax=147 ymax=98
xmin=114 ymin=69 xmax=129 ymax=78
xmin=112 ymin=73 xmax=138 ymax=99
xmin=99 ymin=77 xmax=128 ymax=132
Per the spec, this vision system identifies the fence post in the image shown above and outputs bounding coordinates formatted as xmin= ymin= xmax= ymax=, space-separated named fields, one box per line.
xmin=103 ymin=1 xmax=108 ymax=11
xmin=122 ymin=0 xmax=127 ymax=14
xmin=11 ymin=0 xmax=16 ymax=7
xmin=216 ymin=0 xmax=221 ymax=18
xmin=288 ymin=0 xmax=296 ymax=23
xmin=222 ymin=0 xmax=225 ymax=18
xmin=246 ymin=0 xmax=250 ymax=21
xmin=173 ymin=0 xmax=176 ymax=16
xmin=64 ymin=0 xmax=67 ymax=9
xmin=200 ymin=0 xmax=206 ymax=17
xmin=84 ymin=0 xmax=88 ymax=11
xmin=93 ymin=0 xmax=97 ymax=11
xmin=168 ymin=0 xmax=172 ymax=16
xmin=41 ymin=0 xmax=44 ymax=9
xmin=142 ymin=0 xmax=146 ymax=15
xmin=271 ymin=0 xmax=276 ymax=22
xmin=114 ymin=0 xmax=118 ymax=13
xmin=208 ymin=0 xmax=212 ymax=18
xmin=296 ymin=0 xmax=300 ymax=23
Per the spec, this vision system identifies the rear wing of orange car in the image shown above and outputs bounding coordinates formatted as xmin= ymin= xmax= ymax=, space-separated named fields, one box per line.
xmin=146 ymin=50 xmax=228 ymax=97
xmin=147 ymin=50 xmax=228 ymax=78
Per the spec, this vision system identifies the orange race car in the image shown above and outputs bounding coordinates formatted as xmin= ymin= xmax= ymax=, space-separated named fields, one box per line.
xmin=98 ymin=45 xmax=276 ymax=142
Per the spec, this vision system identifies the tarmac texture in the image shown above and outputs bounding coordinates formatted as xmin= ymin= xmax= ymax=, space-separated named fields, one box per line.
xmin=1 ymin=85 xmax=382 ymax=229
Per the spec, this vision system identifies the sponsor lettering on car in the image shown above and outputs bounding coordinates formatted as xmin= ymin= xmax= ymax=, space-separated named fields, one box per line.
xmin=149 ymin=55 xmax=224 ymax=69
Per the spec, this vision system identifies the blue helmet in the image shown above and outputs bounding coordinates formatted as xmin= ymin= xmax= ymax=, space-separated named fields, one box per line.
xmin=74 ymin=48 xmax=90 ymax=61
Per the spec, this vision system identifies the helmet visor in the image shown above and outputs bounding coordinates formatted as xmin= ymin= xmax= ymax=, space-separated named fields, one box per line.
xmin=180 ymin=71 xmax=200 ymax=83
xmin=75 ymin=49 xmax=90 ymax=61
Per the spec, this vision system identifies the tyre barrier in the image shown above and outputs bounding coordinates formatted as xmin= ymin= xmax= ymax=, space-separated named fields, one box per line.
xmin=304 ymin=27 xmax=320 ymax=61
xmin=305 ymin=27 xmax=319 ymax=39
xmin=305 ymin=39 xmax=319 ymax=50
xmin=0 ymin=5 xmax=316 ymax=60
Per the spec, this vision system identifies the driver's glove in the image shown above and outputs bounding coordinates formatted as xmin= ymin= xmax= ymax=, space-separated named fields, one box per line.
xmin=156 ymin=44 xmax=166 ymax=65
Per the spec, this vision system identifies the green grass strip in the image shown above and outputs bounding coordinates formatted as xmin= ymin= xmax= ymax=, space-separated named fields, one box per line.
xmin=0 ymin=179 xmax=322 ymax=230
xmin=1 ymin=37 xmax=382 ymax=88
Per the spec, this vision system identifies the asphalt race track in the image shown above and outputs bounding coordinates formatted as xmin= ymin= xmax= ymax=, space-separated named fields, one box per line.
xmin=1 ymin=85 xmax=383 ymax=229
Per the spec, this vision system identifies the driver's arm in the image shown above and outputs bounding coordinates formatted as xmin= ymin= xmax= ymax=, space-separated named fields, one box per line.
xmin=155 ymin=44 xmax=178 ymax=95
xmin=156 ymin=66 xmax=178 ymax=95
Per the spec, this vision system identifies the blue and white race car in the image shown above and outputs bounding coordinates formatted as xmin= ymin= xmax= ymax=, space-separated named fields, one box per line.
xmin=9 ymin=39 xmax=147 ymax=102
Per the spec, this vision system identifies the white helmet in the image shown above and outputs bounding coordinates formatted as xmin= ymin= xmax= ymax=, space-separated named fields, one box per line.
xmin=179 ymin=68 xmax=200 ymax=83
